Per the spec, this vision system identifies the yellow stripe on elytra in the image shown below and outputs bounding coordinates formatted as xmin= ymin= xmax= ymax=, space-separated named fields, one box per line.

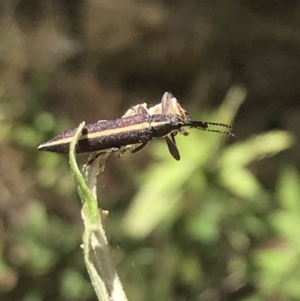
xmin=148 ymin=121 xmax=170 ymax=128
xmin=43 ymin=121 xmax=151 ymax=148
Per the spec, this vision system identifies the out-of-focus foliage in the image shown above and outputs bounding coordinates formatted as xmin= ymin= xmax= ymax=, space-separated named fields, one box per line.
xmin=252 ymin=167 xmax=300 ymax=300
xmin=1 ymin=1 xmax=300 ymax=301
xmin=120 ymin=87 xmax=295 ymax=301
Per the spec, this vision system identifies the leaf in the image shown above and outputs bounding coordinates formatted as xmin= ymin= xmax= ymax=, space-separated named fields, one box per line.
xmin=220 ymin=131 xmax=294 ymax=167
xmin=219 ymin=167 xmax=263 ymax=199
xmin=277 ymin=166 xmax=300 ymax=212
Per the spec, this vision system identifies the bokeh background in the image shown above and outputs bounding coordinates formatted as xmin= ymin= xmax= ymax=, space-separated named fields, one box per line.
xmin=1 ymin=1 xmax=300 ymax=300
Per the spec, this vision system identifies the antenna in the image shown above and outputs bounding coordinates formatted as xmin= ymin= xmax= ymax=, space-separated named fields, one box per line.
xmin=190 ymin=121 xmax=236 ymax=137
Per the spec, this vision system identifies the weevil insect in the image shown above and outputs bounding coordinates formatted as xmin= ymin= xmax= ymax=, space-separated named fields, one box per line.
xmin=37 ymin=92 xmax=235 ymax=161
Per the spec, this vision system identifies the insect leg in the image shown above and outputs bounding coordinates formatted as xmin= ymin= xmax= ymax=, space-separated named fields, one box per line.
xmin=131 ymin=142 xmax=149 ymax=154
xmin=165 ymin=134 xmax=180 ymax=161
xmin=122 ymin=103 xmax=149 ymax=117
xmin=87 ymin=147 xmax=120 ymax=165
xmin=160 ymin=92 xmax=173 ymax=114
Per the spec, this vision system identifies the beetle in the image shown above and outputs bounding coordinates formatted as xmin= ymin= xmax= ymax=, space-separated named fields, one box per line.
xmin=38 ymin=92 xmax=234 ymax=161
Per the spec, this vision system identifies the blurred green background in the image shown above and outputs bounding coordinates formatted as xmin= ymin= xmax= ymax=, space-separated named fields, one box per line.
xmin=1 ymin=1 xmax=300 ymax=301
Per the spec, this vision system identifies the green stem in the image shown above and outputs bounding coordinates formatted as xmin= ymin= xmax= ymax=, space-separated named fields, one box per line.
xmin=69 ymin=122 xmax=128 ymax=301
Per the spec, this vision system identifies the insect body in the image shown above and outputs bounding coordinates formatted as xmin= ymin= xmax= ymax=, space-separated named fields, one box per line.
xmin=38 ymin=92 xmax=234 ymax=160
xmin=38 ymin=109 xmax=184 ymax=154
